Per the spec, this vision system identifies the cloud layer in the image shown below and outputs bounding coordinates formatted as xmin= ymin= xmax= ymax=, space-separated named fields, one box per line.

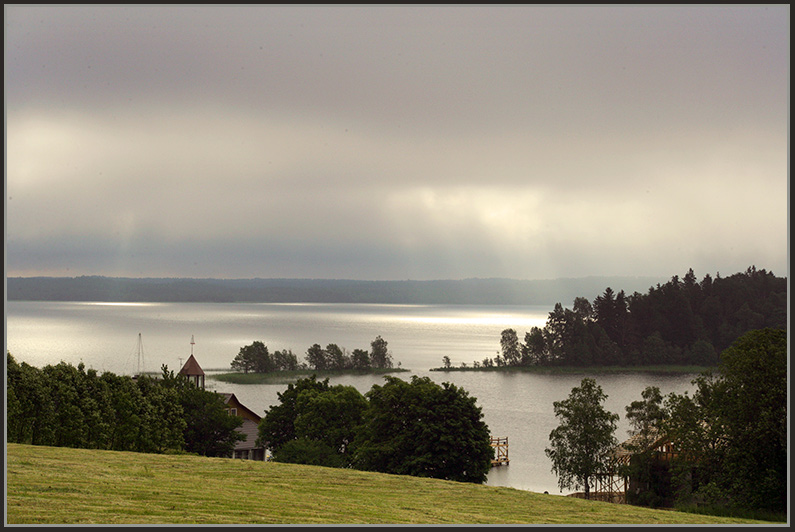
xmin=5 ymin=5 xmax=789 ymax=280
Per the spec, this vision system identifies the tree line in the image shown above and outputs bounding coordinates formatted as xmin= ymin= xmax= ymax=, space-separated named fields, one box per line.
xmin=6 ymin=350 xmax=492 ymax=484
xmin=458 ymin=267 xmax=785 ymax=368
xmin=545 ymin=328 xmax=787 ymax=517
xmin=6 ymin=355 xmax=244 ymax=458
xmin=230 ymin=336 xmax=394 ymax=373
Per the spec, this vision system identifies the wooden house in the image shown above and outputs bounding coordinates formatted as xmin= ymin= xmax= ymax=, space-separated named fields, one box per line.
xmin=177 ymin=352 xmax=267 ymax=461
xmin=221 ymin=392 xmax=268 ymax=461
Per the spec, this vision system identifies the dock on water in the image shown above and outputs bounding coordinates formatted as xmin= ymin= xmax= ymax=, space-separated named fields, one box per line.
xmin=490 ymin=436 xmax=509 ymax=466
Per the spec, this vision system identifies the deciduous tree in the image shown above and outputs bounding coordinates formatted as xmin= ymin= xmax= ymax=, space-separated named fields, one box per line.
xmin=369 ymin=336 xmax=393 ymax=369
xmin=231 ymin=341 xmax=272 ymax=373
xmin=257 ymin=375 xmax=331 ymax=452
xmin=352 ymin=375 xmax=493 ymax=483
xmin=546 ymin=378 xmax=619 ymax=499
xmin=350 ymin=348 xmax=371 ymax=370
xmin=305 ymin=343 xmax=328 ymax=371
xmin=160 ymin=367 xmax=244 ymax=457
xmin=500 ymin=328 xmax=521 ymax=365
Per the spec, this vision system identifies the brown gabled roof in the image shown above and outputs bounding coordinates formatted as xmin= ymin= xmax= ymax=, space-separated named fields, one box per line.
xmin=220 ymin=392 xmax=261 ymax=423
xmin=179 ymin=354 xmax=205 ymax=376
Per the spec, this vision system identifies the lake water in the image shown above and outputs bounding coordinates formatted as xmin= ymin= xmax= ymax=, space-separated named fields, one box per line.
xmin=5 ymin=300 xmax=699 ymax=495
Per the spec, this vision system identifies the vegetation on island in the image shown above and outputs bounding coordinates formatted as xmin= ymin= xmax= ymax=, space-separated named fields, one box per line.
xmin=546 ymin=328 xmax=787 ymax=520
xmin=217 ymin=336 xmax=402 ymax=384
xmin=212 ymin=367 xmax=406 ymax=385
xmin=438 ymin=267 xmax=785 ymax=370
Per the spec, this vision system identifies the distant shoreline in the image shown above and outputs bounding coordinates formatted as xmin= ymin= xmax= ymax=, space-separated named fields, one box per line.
xmin=6 ymin=275 xmax=668 ymax=306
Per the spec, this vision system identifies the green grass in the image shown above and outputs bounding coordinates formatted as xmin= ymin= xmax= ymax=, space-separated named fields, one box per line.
xmin=5 ymin=443 xmax=777 ymax=525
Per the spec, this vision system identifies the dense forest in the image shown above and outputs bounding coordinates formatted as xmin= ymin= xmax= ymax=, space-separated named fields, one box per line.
xmin=460 ymin=267 xmax=786 ymax=368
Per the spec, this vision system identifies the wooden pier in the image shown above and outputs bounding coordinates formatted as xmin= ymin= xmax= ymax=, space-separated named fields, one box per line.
xmin=490 ymin=436 xmax=509 ymax=466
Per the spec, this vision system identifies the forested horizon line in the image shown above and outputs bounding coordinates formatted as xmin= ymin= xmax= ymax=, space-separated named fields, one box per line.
xmin=7 ymin=274 xmax=678 ymax=305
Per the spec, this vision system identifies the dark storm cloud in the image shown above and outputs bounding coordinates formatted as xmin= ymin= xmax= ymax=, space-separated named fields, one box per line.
xmin=5 ymin=5 xmax=789 ymax=280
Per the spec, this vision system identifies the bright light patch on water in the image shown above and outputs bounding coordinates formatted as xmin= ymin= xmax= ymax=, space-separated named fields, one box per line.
xmin=80 ymin=302 xmax=163 ymax=307
xmin=396 ymin=314 xmax=547 ymax=328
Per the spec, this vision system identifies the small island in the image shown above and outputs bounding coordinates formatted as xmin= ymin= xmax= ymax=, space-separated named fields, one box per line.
xmin=211 ymin=335 xmax=408 ymax=385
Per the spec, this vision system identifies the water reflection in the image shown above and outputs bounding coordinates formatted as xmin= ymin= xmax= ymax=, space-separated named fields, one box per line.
xmin=78 ymin=302 xmax=164 ymax=307
xmin=395 ymin=314 xmax=547 ymax=327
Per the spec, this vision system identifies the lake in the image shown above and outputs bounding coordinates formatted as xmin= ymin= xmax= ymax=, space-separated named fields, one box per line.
xmin=5 ymin=300 xmax=699 ymax=495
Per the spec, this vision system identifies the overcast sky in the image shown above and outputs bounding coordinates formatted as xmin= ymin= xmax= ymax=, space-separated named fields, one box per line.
xmin=5 ymin=5 xmax=789 ymax=281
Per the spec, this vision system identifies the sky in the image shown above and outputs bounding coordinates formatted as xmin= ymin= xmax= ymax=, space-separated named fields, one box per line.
xmin=4 ymin=5 xmax=790 ymax=281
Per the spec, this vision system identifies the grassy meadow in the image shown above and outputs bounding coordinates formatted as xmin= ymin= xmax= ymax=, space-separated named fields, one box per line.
xmin=5 ymin=443 xmax=778 ymax=525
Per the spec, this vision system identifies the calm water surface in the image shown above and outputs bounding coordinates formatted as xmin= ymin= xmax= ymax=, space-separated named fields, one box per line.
xmin=6 ymin=301 xmax=698 ymax=495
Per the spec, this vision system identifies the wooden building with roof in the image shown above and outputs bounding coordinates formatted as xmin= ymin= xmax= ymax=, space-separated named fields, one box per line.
xmin=583 ymin=429 xmax=678 ymax=504
xmin=177 ymin=343 xmax=267 ymax=461
xmin=178 ymin=354 xmax=206 ymax=389
xmin=220 ymin=393 xmax=268 ymax=461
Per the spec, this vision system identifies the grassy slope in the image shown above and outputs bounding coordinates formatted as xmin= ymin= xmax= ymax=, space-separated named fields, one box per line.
xmin=5 ymin=443 xmax=771 ymax=525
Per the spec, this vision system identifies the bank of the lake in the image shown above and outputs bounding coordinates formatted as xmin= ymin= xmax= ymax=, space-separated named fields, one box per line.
xmin=211 ymin=368 xmax=410 ymax=385
xmin=210 ymin=365 xmax=715 ymax=384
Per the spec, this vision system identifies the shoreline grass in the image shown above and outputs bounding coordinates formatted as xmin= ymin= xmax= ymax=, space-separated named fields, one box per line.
xmin=209 ymin=367 xmax=410 ymax=385
xmin=6 ymin=443 xmax=779 ymax=525
xmin=209 ymin=365 xmax=715 ymax=384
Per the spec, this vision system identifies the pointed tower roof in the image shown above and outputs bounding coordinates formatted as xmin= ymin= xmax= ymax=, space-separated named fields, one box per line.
xmin=179 ymin=354 xmax=205 ymax=377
